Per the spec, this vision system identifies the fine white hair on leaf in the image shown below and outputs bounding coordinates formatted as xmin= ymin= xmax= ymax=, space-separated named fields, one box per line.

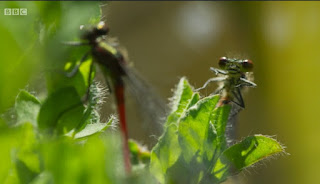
xmin=168 ymin=77 xmax=196 ymax=117
xmin=107 ymin=114 xmax=118 ymax=132
xmin=168 ymin=77 xmax=186 ymax=113
xmin=89 ymin=81 xmax=109 ymax=108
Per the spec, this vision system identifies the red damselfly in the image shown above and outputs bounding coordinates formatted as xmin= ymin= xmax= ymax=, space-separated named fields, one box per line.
xmin=65 ymin=21 xmax=167 ymax=173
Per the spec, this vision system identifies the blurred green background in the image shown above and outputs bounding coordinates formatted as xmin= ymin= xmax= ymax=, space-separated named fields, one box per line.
xmin=1 ymin=1 xmax=320 ymax=184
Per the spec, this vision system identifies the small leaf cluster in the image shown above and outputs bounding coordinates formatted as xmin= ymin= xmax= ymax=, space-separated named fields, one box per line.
xmin=150 ymin=78 xmax=285 ymax=184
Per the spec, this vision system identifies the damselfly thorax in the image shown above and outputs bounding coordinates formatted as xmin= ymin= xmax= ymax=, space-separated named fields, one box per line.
xmin=81 ymin=22 xmax=126 ymax=85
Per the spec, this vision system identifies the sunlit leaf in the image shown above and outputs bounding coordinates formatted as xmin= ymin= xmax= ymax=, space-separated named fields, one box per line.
xmin=165 ymin=77 xmax=196 ymax=126
xmin=150 ymin=78 xmax=198 ymax=183
xmin=178 ymin=95 xmax=219 ymax=163
xmin=215 ymin=135 xmax=285 ymax=176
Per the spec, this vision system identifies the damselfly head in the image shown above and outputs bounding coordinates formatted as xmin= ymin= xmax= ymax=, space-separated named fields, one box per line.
xmin=218 ymin=56 xmax=253 ymax=73
xmin=80 ymin=21 xmax=109 ymax=42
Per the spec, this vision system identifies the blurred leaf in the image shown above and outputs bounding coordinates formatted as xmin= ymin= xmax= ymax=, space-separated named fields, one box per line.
xmin=16 ymin=124 xmax=40 ymax=172
xmin=44 ymin=2 xmax=101 ymax=96
xmin=71 ymin=116 xmax=114 ymax=139
xmin=0 ymin=1 xmax=101 ymax=113
xmin=15 ymin=159 xmax=39 ymax=184
xmin=129 ymin=139 xmax=151 ymax=165
xmin=56 ymin=105 xmax=85 ymax=135
xmin=0 ymin=5 xmax=36 ymax=113
xmin=29 ymin=172 xmax=53 ymax=184
xmin=0 ymin=127 xmax=23 ymax=183
xmin=37 ymin=87 xmax=83 ymax=131
xmin=46 ymin=58 xmax=95 ymax=97
xmin=7 ymin=123 xmax=40 ymax=184
xmin=14 ymin=90 xmax=41 ymax=127
xmin=40 ymin=135 xmax=125 ymax=184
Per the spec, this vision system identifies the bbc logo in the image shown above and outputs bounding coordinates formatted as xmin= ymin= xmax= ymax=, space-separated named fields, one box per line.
xmin=4 ymin=8 xmax=27 ymax=16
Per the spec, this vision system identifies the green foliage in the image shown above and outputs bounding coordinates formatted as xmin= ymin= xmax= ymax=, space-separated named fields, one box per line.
xmin=38 ymin=87 xmax=83 ymax=132
xmin=1 ymin=77 xmax=285 ymax=184
xmin=1 ymin=79 xmax=124 ymax=184
xmin=0 ymin=2 xmax=285 ymax=184
xmin=150 ymin=78 xmax=285 ymax=184
xmin=15 ymin=90 xmax=41 ymax=127
xmin=0 ymin=1 xmax=100 ymax=114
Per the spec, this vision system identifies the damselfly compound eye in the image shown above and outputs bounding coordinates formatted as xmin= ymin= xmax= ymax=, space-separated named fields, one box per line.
xmin=242 ymin=59 xmax=253 ymax=72
xmin=219 ymin=57 xmax=228 ymax=69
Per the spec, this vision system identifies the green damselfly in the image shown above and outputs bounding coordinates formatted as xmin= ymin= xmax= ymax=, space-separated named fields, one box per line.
xmin=196 ymin=56 xmax=257 ymax=144
xmin=196 ymin=56 xmax=256 ymax=108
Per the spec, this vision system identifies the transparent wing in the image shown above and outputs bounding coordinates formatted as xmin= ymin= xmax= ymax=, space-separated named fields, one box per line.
xmin=121 ymin=64 xmax=168 ymax=137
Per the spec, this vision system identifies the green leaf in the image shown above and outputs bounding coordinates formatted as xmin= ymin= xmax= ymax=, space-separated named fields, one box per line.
xmin=178 ymin=95 xmax=220 ymax=163
xmin=0 ymin=126 xmax=25 ymax=183
xmin=150 ymin=78 xmax=199 ymax=183
xmin=150 ymin=124 xmax=180 ymax=184
xmin=12 ymin=123 xmax=41 ymax=184
xmin=14 ymin=90 xmax=41 ymax=127
xmin=186 ymin=93 xmax=200 ymax=109
xmin=47 ymin=58 xmax=95 ymax=97
xmin=198 ymin=105 xmax=231 ymax=184
xmin=212 ymin=135 xmax=285 ymax=181
xmin=71 ymin=116 xmax=114 ymax=139
xmin=29 ymin=172 xmax=53 ymax=184
xmin=40 ymin=135 xmax=125 ymax=184
xmin=37 ymin=87 xmax=83 ymax=131
xmin=162 ymin=95 xmax=221 ymax=184
xmin=15 ymin=159 xmax=39 ymax=184
xmin=56 ymin=105 xmax=85 ymax=135
xmin=223 ymin=135 xmax=285 ymax=170
xmin=165 ymin=77 xmax=196 ymax=126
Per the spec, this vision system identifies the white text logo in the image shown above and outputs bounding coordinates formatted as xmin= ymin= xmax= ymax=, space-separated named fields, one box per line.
xmin=4 ymin=8 xmax=27 ymax=16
